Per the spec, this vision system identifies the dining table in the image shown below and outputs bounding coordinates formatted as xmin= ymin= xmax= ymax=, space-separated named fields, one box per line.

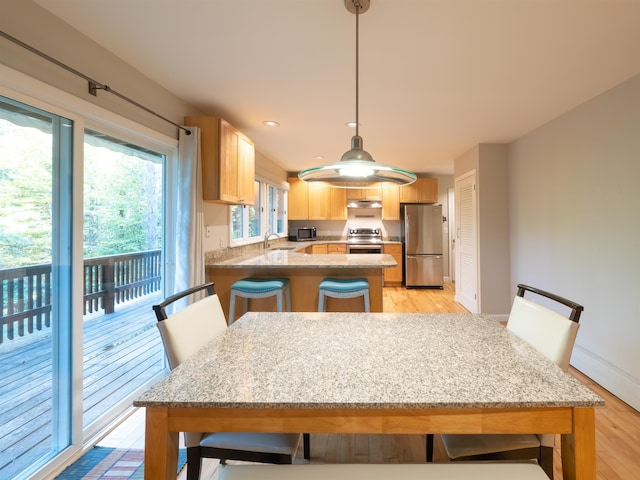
xmin=134 ymin=312 xmax=604 ymax=480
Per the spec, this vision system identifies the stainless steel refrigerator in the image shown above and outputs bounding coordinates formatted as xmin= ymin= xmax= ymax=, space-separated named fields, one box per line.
xmin=402 ymin=204 xmax=444 ymax=288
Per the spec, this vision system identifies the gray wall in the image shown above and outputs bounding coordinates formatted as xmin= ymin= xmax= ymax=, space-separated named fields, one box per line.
xmin=508 ymin=74 xmax=640 ymax=410
xmin=454 ymin=144 xmax=512 ymax=315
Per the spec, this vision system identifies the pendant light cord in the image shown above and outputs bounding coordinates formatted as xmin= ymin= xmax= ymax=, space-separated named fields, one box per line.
xmin=354 ymin=0 xmax=361 ymax=138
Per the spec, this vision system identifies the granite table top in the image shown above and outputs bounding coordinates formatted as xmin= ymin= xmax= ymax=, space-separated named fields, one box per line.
xmin=207 ymin=250 xmax=397 ymax=268
xmin=135 ymin=312 xmax=603 ymax=410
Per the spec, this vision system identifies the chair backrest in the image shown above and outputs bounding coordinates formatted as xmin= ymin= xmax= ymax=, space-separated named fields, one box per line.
xmin=506 ymin=284 xmax=583 ymax=371
xmin=153 ymin=282 xmax=227 ymax=370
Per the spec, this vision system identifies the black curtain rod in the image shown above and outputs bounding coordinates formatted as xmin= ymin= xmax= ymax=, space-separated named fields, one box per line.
xmin=0 ymin=30 xmax=191 ymax=135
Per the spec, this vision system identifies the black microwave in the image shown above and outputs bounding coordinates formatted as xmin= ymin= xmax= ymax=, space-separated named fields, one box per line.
xmin=288 ymin=227 xmax=317 ymax=242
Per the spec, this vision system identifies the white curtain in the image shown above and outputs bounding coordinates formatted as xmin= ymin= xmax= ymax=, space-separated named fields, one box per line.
xmin=175 ymin=126 xmax=204 ymax=294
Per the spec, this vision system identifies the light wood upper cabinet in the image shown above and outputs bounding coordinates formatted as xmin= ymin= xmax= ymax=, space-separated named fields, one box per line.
xmin=184 ymin=116 xmax=255 ymax=205
xmin=381 ymin=184 xmax=400 ymax=220
xmin=287 ymin=177 xmax=308 ymax=220
xmin=308 ymin=182 xmax=330 ymax=220
xmin=399 ymin=178 xmax=438 ymax=204
xmin=329 ymin=188 xmax=347 ymax=220
xmin=288 ymin=179 xmax=347 ymax=220
xmin=237 ymin=134 xmax=255 ymax=205
xmin=347 ymin=182 xmax=382 ymax=200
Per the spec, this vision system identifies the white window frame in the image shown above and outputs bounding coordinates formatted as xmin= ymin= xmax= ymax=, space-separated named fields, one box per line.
xmin=229 ymin=175 xmax=289 ymax=247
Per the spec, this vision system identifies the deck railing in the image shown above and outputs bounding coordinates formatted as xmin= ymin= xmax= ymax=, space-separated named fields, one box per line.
xmin=0 ymin=250 xmax=161 ymax=343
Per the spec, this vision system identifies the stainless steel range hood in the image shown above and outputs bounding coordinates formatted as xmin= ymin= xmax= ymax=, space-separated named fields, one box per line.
xmin=347 ymin=198 xmax=382 ymax=209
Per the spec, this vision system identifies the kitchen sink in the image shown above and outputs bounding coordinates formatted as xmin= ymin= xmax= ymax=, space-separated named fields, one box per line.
xmin=270 ymin=246 xmax=296 ymax=250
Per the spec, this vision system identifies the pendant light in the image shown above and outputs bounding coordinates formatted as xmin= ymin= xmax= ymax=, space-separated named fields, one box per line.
xmin=298 ymin=0 xmax=416 ymax=187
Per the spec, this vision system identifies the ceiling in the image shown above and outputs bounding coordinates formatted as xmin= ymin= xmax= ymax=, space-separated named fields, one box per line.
xmin=34 ymin=0 xmax=640 ymax=175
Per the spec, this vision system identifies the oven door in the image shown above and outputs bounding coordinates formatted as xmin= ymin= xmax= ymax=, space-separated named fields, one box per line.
xmin=348 ymin=244 xmax=383 ymax=254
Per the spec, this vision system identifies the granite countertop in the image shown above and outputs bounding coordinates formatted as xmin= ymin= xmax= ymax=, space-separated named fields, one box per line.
xmin=207 ymin=245 xmax=398 ymax=268
xmin=135 ymin=312 xmax=604 ymax=410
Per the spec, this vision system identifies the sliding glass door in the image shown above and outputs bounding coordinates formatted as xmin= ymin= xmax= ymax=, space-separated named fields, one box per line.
xmin=0 ymin=96 xmax=73 ymax=479
xmin=0 ymin=93 xmax=172 ymax=479
xmin=82 ymin=129 xmax=165 ymax=430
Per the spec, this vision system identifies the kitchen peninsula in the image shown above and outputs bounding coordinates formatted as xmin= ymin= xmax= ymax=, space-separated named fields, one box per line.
xmin=206 ymin=245 xmax=396 ymax=319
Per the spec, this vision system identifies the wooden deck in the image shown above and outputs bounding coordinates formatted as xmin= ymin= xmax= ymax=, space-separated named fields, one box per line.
xmin=0 ymin=293 xmax=164 ymax=479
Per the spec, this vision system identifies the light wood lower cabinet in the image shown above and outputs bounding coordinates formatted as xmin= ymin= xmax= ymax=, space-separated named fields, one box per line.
xmin=306 ymin=244 xmax=328 ymax=254
xmin=383 ymin=244 xmax=403 ymax=285
xmin=327 ymin=244 xmax=347 ymax=254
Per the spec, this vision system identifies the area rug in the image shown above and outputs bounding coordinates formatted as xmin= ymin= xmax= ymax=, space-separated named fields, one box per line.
xmin=55 ymin=446 xmax=187 ymax=479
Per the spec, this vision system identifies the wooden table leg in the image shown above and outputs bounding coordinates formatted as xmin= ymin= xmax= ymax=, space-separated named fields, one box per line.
xmin=561 ymin=407 xmax=596 ymax=480
xmin=144 ymin=407 xmax=179 ymax=480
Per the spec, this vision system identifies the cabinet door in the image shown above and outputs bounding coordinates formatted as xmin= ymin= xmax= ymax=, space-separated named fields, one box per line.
xmin=383 ymin=244 xmax=403 ymax=284
xmin=419 ymin=178 xmax=438 ymax=203
xmin=381 ymin=185 xmax=400 ymax=220
xmin=327 ymin=244 xmax=347 ymax=254
xmin=399 ymin=181 xmax=419 ymax=203
xmin=308 ymin=182 xmax=330 ymax=219
xmin=219 ymin=120 xmax=239 ymax=203
xmin=349 ymin=182 xmax=381 ymax=199
xmin=236 ymin=134 xmax=255 ymax=204
xmin=329 ymin=188 xmax=347 ymax=220
xmin=400 ymin=178 xmax=438 ymax=203
xmin=287 ymin=177 xmax=308 ymax=220
xmin=309 ymin=244 xmax=328 ymax=254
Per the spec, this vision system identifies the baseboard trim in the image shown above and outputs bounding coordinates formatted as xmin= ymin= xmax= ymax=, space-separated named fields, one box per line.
xmin=571 ymin=343 xmax=640 ymax=411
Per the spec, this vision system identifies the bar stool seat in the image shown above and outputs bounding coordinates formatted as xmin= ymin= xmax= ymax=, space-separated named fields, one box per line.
xmin=318 ymin=278 xmax=370 ymax=312
xmin=229 ymin=278 xmax=291 ymax=324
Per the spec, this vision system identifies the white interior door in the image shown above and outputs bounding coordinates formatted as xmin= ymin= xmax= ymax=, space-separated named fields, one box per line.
xmin=455 ymin=171 xmax=479 ymax=313
xmin=447 ymin=188 xmax=456 ymax=283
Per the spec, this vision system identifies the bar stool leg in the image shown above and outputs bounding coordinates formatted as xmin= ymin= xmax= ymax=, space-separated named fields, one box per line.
xmin=318 ymin=291 xmax=326 ymax=312
xmin=285 ymin=284 xmax=291 ymax=312
xmin=229 ymin=292 xmax=237 ymax=325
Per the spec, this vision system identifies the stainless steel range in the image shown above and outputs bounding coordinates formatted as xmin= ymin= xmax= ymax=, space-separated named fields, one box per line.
xmin=347 ymin=228 xmax=383 ymax=254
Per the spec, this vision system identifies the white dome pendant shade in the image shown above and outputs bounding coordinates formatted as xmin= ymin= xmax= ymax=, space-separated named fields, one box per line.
xmin=298 ymin=0 xmax=416 ymax=188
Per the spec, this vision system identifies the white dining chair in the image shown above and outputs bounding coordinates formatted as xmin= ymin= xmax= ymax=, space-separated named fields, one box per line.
xmin=428 ymin=284 xmax=583 ymax=479
xmin=153 ymin=283 xmax=309 ymax=480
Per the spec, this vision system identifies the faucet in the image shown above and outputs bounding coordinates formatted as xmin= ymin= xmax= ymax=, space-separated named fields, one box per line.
xmin=263 ymin=232 xmax=279 ymax=249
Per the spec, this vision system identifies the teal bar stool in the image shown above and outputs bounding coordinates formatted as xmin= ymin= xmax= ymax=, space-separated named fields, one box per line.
xmin=229 ymin=278 xmax=291 ymax=324
xmin=318 ymin=278 xmax=370 ymax=312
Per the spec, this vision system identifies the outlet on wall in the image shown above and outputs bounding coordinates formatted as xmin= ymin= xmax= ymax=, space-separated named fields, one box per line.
xmin=205 ymin=225 xmax=212 ymax=238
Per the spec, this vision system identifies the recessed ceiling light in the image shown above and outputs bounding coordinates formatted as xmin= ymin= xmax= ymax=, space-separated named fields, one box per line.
xmin=263 ymin=120 xmax=280 ymax=127
xmin=345 ymin=122 xmax=358 ymax=128
xmin=313 ymin=156 xmax=325 ymax=161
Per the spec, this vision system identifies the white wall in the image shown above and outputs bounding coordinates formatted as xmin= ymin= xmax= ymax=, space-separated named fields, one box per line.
xmin=0 ymin=0 xmax=197 ymax=138
xmin=508 ymin=74 xmax=640 ymax=410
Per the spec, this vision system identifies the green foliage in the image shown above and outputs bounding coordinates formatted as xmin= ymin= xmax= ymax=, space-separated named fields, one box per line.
xmin=83 ymin=140 xmax=162 ymax=257
xmin=0 ymin=117 xmax=163 ymax=269
xmin=0 ymin=119 xmax=53 ymax=268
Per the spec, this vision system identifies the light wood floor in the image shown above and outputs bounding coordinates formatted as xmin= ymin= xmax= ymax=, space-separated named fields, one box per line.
xmin=100 ymin=283 xmax=640 ymax=480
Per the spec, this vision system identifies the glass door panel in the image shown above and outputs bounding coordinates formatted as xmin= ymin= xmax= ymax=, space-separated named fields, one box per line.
xmin=82 ymin=129 xmax=165 ymax=429
xmin=0 ymin=96 xmax=73 ymax=479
